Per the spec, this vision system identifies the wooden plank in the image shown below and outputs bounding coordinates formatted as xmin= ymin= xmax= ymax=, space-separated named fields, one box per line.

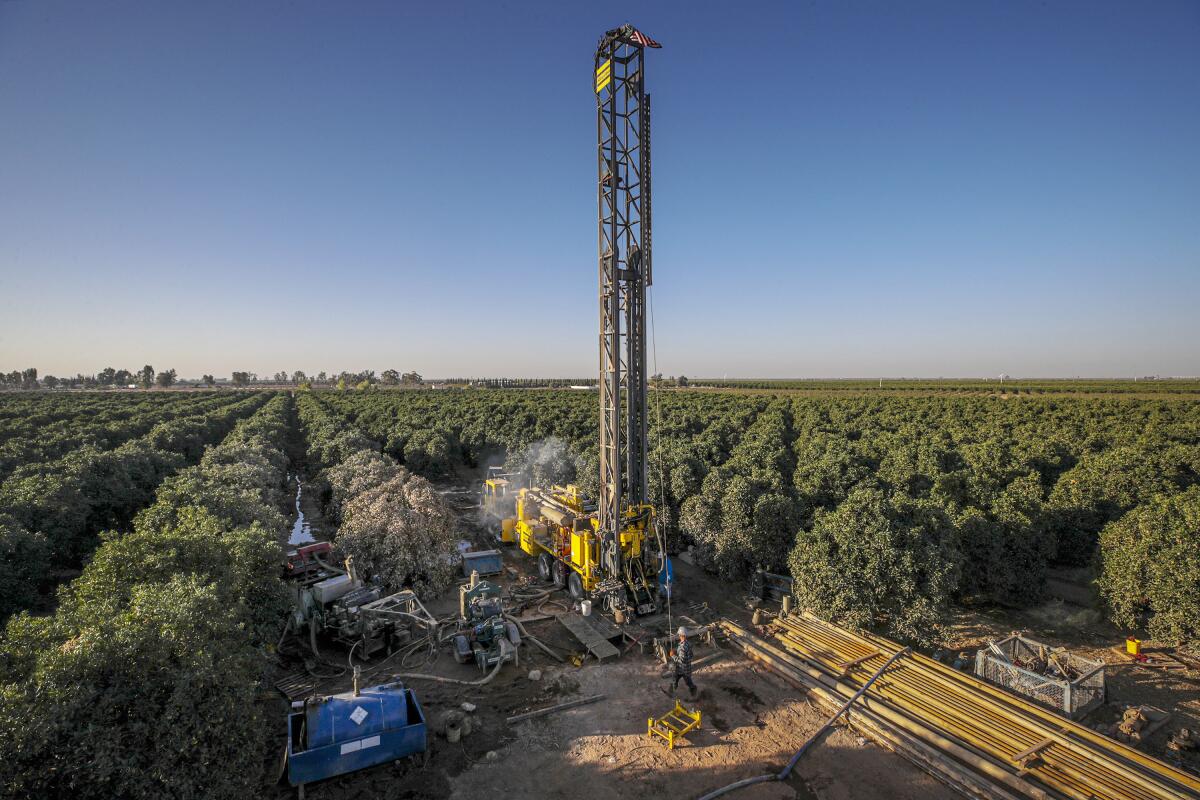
xmin=1011 ymin=737 xmax=1055 ymax=763
xmin=585 ymin=612 xmax=623 ymax=639
xmin=274 ymin=673 xmax=318 ymax=700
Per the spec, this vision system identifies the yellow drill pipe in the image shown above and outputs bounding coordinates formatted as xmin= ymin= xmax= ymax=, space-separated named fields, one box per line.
xmin=787 ymin=614 xmax=1200 ymax=797
xmin=768 ymin=629 xmax=1116 ymax=800
xmin=722 ymin=624 xmax=1056 ymax=800
xmin=771 ymin=614 xmax=1200 ymax=800
xmin=840 ymin=616 xmax=1199 ymax=784
xmin=771 ymin=622 xmax=1174 ymax=800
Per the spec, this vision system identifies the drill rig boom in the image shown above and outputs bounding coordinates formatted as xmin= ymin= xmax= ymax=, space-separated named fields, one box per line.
xmin=502 ymin=25 xmax=664 ymax=617
xmin=596 ymin=23 xmax=654 ymax=579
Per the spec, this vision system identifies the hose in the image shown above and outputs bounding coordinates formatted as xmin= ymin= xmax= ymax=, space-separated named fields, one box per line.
xmin=374 ymin=610 xmax=441 ymax=637
xmin=509 ymin=586 xmax=553 ymax=602
xmin=355 ymin=632 xmax=442 ymax=678
xmin=537 ymin=597 xmax=570 ymax=614
xmin=313 ymin=554 xmax=345 ymax=575
xmin=309 ymin=620 xmax=321 ymax=658
xmin=399 ymin=637 xmax=439 ymax=670
xmin=391 ymin=639 xmax=511 ymax=686
xmin=504 ymin=613 xmax=565 ymax=663
xmin=695 ymin=647 xmax=911 ymax=800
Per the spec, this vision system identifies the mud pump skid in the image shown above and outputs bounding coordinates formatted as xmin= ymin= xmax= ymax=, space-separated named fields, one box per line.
xmin=503 ymin=24 xmax=666 ymax=618
xmin=453 ymin=572 xmax=521 ymax=671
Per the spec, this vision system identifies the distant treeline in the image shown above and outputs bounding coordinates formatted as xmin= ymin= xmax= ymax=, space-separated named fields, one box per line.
xmin=442 ymin=377 xmax=599 ymax=388
xmin=685 ymin=378 xmax=1200 ymax=394
xmin=8 ymin=369 xmax=1198 ymax=395
xmin=0 ymin=366 xmax=179 ymax=390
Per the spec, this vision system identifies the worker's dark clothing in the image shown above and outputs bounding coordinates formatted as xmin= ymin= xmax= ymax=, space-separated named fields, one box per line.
xmin=672 ymin=638 xmax=696 ymax=694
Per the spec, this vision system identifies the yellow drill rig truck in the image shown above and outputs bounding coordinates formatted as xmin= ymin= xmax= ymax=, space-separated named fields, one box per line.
xmin=510 ymin=484 xmax=659 ymax=615
xmin=498 ymin=24 xmax=667 ymax=618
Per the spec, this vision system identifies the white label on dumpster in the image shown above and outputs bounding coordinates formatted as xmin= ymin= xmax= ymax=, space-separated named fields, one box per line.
xmin=350 ymin=705 xmax=368 ymax=725
xmin=339 ymin=736 xmax=380 ymax=756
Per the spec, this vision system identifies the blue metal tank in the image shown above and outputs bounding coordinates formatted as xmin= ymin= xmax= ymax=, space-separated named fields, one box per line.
xmin=287 ymin=681 xmax=426 ymax=786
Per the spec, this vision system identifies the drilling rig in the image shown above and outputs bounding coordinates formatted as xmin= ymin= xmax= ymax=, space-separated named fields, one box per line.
xmin=502 ymin=24 xmax=665 ymax=617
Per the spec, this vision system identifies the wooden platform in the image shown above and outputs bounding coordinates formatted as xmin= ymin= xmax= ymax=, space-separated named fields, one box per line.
xmin=274 ymin=672 xmax=318 ymax=701
xmin=559 ymin=612 xmax=621 ymax=661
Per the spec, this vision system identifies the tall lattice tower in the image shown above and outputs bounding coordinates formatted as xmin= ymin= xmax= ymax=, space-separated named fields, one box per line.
xmin=594 ymin=24 xmax=659 ymax=575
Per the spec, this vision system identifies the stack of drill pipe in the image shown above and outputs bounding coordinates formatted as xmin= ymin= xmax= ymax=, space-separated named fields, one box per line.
xmin=777 ymin=614 xmax=1199 ymax=800
xmin=721 ymin=620 xmax=1038 ymax=800
xmin=724 ymin=613 xmax=1200 ymax=800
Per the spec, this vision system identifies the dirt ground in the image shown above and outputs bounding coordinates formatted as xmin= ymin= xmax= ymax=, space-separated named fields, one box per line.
xmin=940 ymin=571 xmax=1200 ymax=773
xmin=446 ymin=653 xmax=955 ymax=800
xmin=270 ymin=569 xmax=958 ymax=799
xmin=269 ymin=496 xmax=958 ymax=800
xmin=272 ymin=488 xmax=1199 ymax=798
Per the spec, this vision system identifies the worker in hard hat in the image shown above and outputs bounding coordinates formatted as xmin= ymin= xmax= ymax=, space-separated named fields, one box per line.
xmin=666 ymin=626 xmax=697 ymax=699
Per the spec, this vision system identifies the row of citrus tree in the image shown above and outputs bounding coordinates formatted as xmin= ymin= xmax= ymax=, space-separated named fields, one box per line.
xmin=685 ymin=378 xmax=1200 ymax=394
xmin=0 ymin=390 xmax=245 ymax=482
xmin=297 ymin=392 xmax=459 ymax=597
xmin=0 ymin=392 xmax=269 ymax=621
xmin=318 ymin=389 xmax=1199 ymax=649
xmin=0 ymin=393 xmax=294 ymax=800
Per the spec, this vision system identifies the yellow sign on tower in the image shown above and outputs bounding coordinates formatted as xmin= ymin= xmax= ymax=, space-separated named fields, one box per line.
xmin=595 ymin=58 xmax=612 ymax=93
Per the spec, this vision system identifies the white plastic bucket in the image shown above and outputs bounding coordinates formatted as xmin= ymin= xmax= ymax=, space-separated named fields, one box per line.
xmin=581 ymin=599 xmax=592 ymax=616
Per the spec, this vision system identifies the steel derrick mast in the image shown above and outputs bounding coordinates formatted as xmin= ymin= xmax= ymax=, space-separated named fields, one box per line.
xmin=596 ymin=25 xmax=654 ymax=578
xmin=498 ymin=25 xmax=662 ymax=618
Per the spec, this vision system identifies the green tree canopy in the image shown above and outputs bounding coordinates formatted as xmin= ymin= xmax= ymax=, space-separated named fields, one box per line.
xmin=788 ymin=486 xmax=962 ymax=645
xmin=1098 ymin=485 xmax=1200 ymax=651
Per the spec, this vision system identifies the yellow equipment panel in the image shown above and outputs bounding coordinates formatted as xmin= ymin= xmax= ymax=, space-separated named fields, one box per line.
xmin=507 ymin=485 xmax=656 ymax=608
xmin=571 ymin=529 xmax=593 ymax=573
xmin=518 ymin=524 xmax=538 ymax=556
xmin=595 ymin=58 xmax=612 ymax=93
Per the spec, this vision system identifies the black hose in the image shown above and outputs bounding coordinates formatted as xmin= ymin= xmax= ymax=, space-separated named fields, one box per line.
xmin=392 ymin=640 xmax=511 ymax=686
xmin=695 ymin=647 xmax=911 ymax=800
xmin=309 ymin=621 xmax=321 ymax=658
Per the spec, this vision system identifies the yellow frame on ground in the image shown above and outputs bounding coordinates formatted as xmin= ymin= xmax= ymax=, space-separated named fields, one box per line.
xmin=648 ymin=699 xmax=701 ymax=750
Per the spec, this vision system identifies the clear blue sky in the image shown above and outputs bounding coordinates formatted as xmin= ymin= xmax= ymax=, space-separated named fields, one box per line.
xmin=1 ymin=0 xmax=1197 ymax=379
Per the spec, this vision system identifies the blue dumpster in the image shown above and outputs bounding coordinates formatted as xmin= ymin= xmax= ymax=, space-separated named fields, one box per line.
xmin=287 ymin=681 xmax=426 ymax=786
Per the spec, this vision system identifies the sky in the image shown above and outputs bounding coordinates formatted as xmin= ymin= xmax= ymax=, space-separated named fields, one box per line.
xmin=1 ymin=0 xmax=1197 ymax=380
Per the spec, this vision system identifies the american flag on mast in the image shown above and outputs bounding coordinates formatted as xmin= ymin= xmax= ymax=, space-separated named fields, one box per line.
xmin=627 ymin=26 xmax=662 ymax=48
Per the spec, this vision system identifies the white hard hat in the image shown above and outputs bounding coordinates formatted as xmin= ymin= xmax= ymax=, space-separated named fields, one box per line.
xmin=677 ymin=626 xmax=687 ymax=637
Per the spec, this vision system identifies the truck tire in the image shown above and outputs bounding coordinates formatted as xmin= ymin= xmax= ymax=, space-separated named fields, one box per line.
xmin=538 ymin=553 xmax=553 ymax=582
xmin=568 ymin=572 xmax=584 ymax=601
